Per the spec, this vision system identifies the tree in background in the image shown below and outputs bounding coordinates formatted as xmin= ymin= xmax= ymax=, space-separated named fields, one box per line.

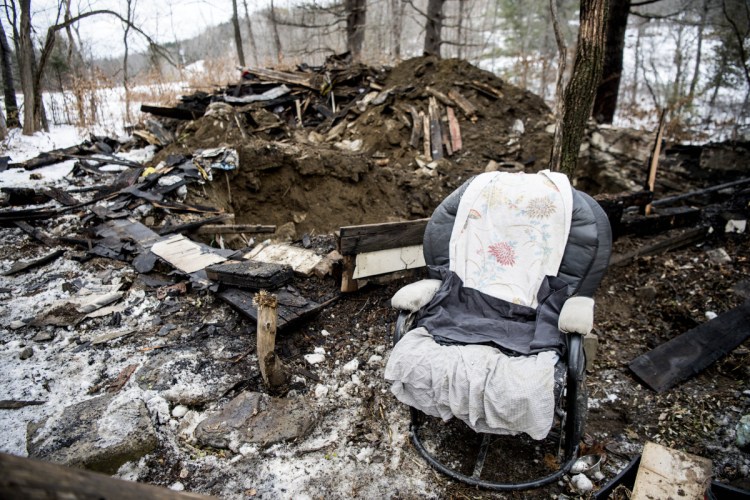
xmin=0 ymin=19 xmax=19 ymax=128
xmin=346 ymin=0 xmax=366 ymax=60
xmin=552 ymin=0 xmax=609 ymax=176
xmin=592 ymin=0 xmax=632 ymax=123
xmin=242 ymin=0 xmax=259 ymax=66
xmin=231 ymin=0 xmax=246 ymax=67
xmin=423 ymin=0 xmax=446 ymax=56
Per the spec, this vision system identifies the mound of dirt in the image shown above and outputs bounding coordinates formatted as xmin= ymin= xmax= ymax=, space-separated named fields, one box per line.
xmin=154 ymin=56 xmax=556 ymax=236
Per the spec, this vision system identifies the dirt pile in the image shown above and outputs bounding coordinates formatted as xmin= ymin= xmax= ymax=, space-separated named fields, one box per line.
xmin=152 ymin=56 xmax=555 ymax=236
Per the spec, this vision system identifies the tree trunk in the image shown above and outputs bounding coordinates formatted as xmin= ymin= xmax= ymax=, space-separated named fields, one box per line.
xmin=423 ymin=0 xmax=445 ymax=57
xmin=19 ymin=0 xmax=38 ymax=134
xmin=688 ymin=0 xmax=709 ymax=100
xmin=457 ymin=0 xmax=467 ymax=59
xmin=0 ymin=21 xmax=19 ymax=128
xmin=269 ymin=1 xmax=283 ymax=64
xmin=242 ymin=0 xmax=258 ymax=65
xmin=123 ymin=0 xmax=133 ymax=124
xmin=346 ymin=0 xmax=367 ymax=61
xmin=559 ymin=0 xmax=609 ymax=177
xmin=592 ymin=0 xmax=629 ymax=124
xmin=231 ymin=0 xmax=246 ymax=67
xmin=390 ymin=0 xmax=405 ymax=61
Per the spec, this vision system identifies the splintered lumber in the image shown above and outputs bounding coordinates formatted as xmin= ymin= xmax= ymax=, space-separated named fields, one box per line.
xmin=651 ymin=177 xmax=750 ymax=208
xmin=0 ymin=451 xmax=213 ymax=499
xmin=447 ymin=89 xmax=478 ymax=122
xmin=192 ymin=224 xmax=276 ymax=235
xmin=156 ymin=214 xmax=235 ymax=236
xmin=2 ymin=249 xmax=65 ymax=276
xmin=610 ymin=227 xmax=708 ymax=267
xmin=620 ymin=206 xmax=701 ymax=236
xmin=440 ymin=113 xmax=453 ymax=157
xmin=244 ymin=243 xmax=323 ymax=276
xmin=338 ymin=219 xmax=429 ymax=255
xmin=140 ymin=104 xmax=203 ymax=120
xmin=446 ymin=107 xmax=462 ymax=152
xmin=254 ymin=291 xmax=290 ymax=391
xmin=10 ymin=143 xmax=86 ymax=170
xmin=151 ymin=234 xmax=227 ymax=274
xmin=644 ymin=109 xmax=667 ymax=216
xmin=205 ymin=261 xmax=294 ymax=290
xmin=425 ymin=86 xmax=454 ymax=107
xmin=467 ymin=80 xmax=504 ymax=99
xmin=241 ymin=67 xmax=317 ymax=89
xmin=631 ymin=442 xmax=712 ymax=500
xmin=629 ymin=301 xmax=750 ymax=392
xmin=422 ymin=113 xmax=431 ymax=160
xmin=428 ymin=97 xmax=444 ymax=160
xmin=0 ymin=400 xmax=45 ymax=409
xmin=405 ymin=105 xmax=423 ymax=149
xmin=14 ymin=221 xmax=57 ymax=246
xmin=218 ymin=288 xmax=325 ymax=331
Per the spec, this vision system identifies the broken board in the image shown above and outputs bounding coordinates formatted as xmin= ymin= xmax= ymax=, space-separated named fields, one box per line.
xmin=205 ymin=261 xmax=293 ymax=290
xmin=352 ymin=245 xmax=426 ymax=279
xmin=244 ymin=243 xmax=322 ymax=276
xmin=629 ymin=301 xmax=750 ymax=392
xmin=151 ymin=234 xmax=227 ymax=274
xmin=631 ymin=442 xmax=712 ymax=500
xmin=217 ymin=288 xmax=322 ymax=331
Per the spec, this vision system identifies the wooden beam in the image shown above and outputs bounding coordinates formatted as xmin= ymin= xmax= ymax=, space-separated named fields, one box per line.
xmin=629 ymin=301 xmax=750 ymax=392
xmin=447 ymin=89 xmax=478 ymax=122
xmin=0 ymin=451 xmax=213 ymax=499
xmin=644 ymin=109 xmax=667 ymax=216
xmin=620 ymin=206 xmax=701 ymax=236
xmin=446 ymin=107 xmax=462 ymax=153
xmin=338 ymin=219 xmax=429 ymax=255
xmin=254 ymin=291 xmax=290 ymax=391
xmin=192 ymin=224 xmax=276 ymax=235
xmin=140 ymin=104 xmax=203 ymax=120
xmin=428 ymin=97 xmax=443 ymax=160
xmin=610 ymin=227 xmax=708 ymax=267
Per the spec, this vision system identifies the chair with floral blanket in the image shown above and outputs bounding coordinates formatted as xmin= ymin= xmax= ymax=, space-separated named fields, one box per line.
xmin=385 ymin=170 xmax=611 ymax=490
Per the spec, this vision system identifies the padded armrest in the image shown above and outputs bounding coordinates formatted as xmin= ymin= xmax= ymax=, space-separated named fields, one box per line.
xmin=558 ymin=296 xmax=595 ymax=335
xmin=391 ymin=279 xmax=442 ymax=312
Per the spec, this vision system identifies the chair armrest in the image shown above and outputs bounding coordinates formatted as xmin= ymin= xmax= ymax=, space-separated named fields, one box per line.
xmin=558 ymin=296 xmax=595 ymax=335
xmin=391 ymin=279 xmax=442 ymax=312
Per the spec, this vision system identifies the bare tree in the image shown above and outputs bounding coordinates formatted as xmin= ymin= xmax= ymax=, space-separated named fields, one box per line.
xmin=592 ymin=0 xmax=631 ymax=123
xmin=242 ymin=0 xmax=259 ymax=65
xmin=0 ymin=20 xmax=19 ymax=128
xmin=123 ymin=0 xmax=135 ymax=124
xmin=268 ymin=1 xmax=284 ymax=64
xmin=232 ymin=0 xmax=246 ymax=67
xmin=390 ymin=0 xmax=405 ymax=60
xmin=423 ymin=0 xmax=445 ymax=57
xmin=346 ymin=0 xmax=367 ymax=60
xmin=14 ymin=2 xmax=171 ymax=134
xmin=556 ymin=0 xmax=609 ymax=176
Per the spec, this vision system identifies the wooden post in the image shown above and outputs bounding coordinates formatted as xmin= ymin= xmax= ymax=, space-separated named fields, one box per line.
xmin=340 ymin=255 xmax=359 ymax=293
xmin=644 ymin=109 xmax=667 ymax=216
xmin=253 ymin=291 xmax=289 ymax=391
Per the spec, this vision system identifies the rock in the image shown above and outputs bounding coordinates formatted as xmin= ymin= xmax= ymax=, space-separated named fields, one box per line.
xmin=19 ymin=347 xmax=33 ymax=360
xmin=571 ymin=473 xmax=594 ymax=492
xmin=737 ymin=415 xmax=750 ymax=451
xmin=33 ymin=331 xmax=55 ymax=342
xmin=10 ymin=320 xmax=26 ymax=330
xmin=314 ymin=384 xmax=329 ymax=399
xmin=367 ymin=354 xmax=383 ymax=366
xmin=194 ymin=392 xmax=317 ymax=450
xmin=342 ymin=359 xmax=359 ymax=374
xmin=304 ymin=353 xmax=325 ymax=365
xmin=27 ymin=394 xmax=157 ymax=474
xmin=137 ymin=349 xmax=248 ymax=405
xmin=706 ymin=248 xmax=732 ymax=265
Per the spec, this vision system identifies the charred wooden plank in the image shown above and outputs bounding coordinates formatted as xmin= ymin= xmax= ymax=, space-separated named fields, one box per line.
xmin=447 ymin=89 xmax=478 ymax=122
xmin=446 ymin=107 xmax=462 ymax=152
xmin=620 ymin=206 xmax=701 ymax=236
xmin=156 ymin=214 xmax=235 ymax=236
xmin=205 ymin=261 xmax=294 ymax=290
xmin=428 ymin=97 xmax=443 ymax=160
xmin=140 ymin=104 xmax=203 ymax=120
xmin=629 ymin=301 xmax=750 ymax=392
xmin=218 ymin=287 xmax=324 ymax=330
xmin=192 ymin=224 xmax=276 ymax=235
xmin=242 ymin=67 xmax=317 ymax=89
xmin=610 ymin=227 xmax=709 ymax=267
xmin=1 ymin=249 xmax=65 ymax=276
xmin=14 ymin=220 xmax=59 ymax=247
xmin=338 ymin=219 xmax=429 ymax=255
xmin=10 ymin=143 xmax=86 ymax=170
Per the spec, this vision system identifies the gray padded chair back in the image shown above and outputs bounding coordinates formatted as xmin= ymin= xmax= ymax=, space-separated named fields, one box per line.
xmin=423 ymin=176 xmax=612 ymax=297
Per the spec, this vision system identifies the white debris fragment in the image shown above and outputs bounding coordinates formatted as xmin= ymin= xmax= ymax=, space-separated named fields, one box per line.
xmin=172 ymin=405 xmax=189 ymax=418
xmin=314 ymin=347 xmax=326 ymax=355
xmin=342 ymin=358 xmax=359 ymax=374
xmin=314 ymin=384 xmax=329 ymax=399
xmin=169 ymin=482 xmax=185 ymax=491
xmin=705 ymin=311 xmax=718 ymax=321
xmin=725 ymin=219 xmax=746 ymax=234
xmin=367 ymin=354 xmax=383 ymax=366
xmin=321 ymin=329 xmax=331 ymax=336
xmin=304 ymin=353 xmax=325 ymax=365
xmin=571 ymin=473 xmax=593 ymax=492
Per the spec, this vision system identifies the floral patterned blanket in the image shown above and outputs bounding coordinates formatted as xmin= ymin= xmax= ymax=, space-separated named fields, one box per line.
xmin=449 ymin=170 xmax=573 ymax=307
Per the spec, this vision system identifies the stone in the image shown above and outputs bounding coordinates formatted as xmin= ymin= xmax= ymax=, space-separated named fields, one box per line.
xmin=19 ymin=346 xmax=33 ymax=360
xmin=33 ymin=331 xmax=55 ymax=342
xmin=304 ymin=353 xmax=325 ymax=365
xmin=342 ymin=359 xmax=359 ymax=374
xmin=136 ymin=349 xmax=248 ymax=405
xmin=706 ymin=248 xmax=732 ymax=265
xmin=172 ymin=405 xmax=189 ymax=418
xmin=27 ymin=394 xmax=157 ymax=474
xmin=737 ymin=415 xmax=750 ymax=451
xmin=194 ymin=392 xmax=317 ymax=450
xmin=571 ymin=473 xmax=594 ymax=492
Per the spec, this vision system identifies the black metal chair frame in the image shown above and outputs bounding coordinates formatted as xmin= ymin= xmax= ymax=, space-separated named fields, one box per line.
xmin=393 ymin=310 xmax=588 ymax=491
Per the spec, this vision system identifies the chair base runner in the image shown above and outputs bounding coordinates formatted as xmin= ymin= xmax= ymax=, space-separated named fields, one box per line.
xmin=410 ymin=408 xmax=580 ymax=491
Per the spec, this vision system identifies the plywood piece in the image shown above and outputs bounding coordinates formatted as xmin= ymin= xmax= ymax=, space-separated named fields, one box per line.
xmin=352 ymin=245 xmax=425 ymax=279
xmin=244 ymin=243 xmax=322 ymax=276
xmin=338 ymin=219 xmax=428 ymax=255
xmin=151 ymin=234 xmax=227 ymax=274
xmin=631 ymin=442 xmax=712 ymax=500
